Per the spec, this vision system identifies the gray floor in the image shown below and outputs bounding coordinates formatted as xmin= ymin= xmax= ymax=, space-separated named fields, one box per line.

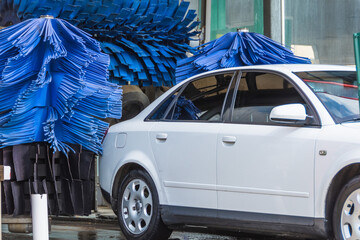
xmin=1 ymin=221 xmax=282 ymax=240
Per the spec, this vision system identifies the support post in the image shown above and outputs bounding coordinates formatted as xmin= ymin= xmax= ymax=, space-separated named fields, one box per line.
xmin=0 ymin=183 xmax=2 ymax=240
xmin=353 ymin=33 xmax=360 ymax=110
xmin=0 ymin=166 xmax=11 ymax=240
xmin=31 ymin=194 xmax=49 ymax=240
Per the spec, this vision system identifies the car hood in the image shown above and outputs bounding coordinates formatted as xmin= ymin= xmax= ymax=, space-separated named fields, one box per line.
xmin=341 ymin=122 xmax=360 ymax=129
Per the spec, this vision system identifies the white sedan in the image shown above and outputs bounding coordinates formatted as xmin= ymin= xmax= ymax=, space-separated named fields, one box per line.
xmin=100 ymin=64 xmax=360 ymax=240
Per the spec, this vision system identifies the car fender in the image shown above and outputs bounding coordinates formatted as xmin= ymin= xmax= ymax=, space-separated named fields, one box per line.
xmin=110 ymin=150 xmax=168 ymax=205
xmin=315 ymin=149 xmax=360 ymax=218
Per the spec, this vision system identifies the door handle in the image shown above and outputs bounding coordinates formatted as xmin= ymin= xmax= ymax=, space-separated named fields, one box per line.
xmin=222 ymin=136 xmax=236 ymax=144
xmin=156 ymin=133 xmax=168 ymax=141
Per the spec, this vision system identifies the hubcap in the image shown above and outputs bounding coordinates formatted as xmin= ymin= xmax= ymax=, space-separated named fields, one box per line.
xmin=121 ymin=179 xmax=153 ymax=234
xmin=341 ymin=189 xmax=360 ymax=239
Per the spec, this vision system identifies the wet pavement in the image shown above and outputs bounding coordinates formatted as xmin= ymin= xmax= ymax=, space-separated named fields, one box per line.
xmin=2 ymin=221 xmax=284 ymax=240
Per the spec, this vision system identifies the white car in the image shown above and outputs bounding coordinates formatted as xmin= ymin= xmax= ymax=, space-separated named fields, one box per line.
xmin=100 ymin=64 xmax=360 ymax=240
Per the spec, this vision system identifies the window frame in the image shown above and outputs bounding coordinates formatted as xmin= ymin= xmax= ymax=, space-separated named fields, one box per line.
xmin=145 ymin=70 xmax=238 ymax=123
xmin=294 ymin=70 xmax=358 ymax=124
xmin=144 ymin=84 xmax=184 ymax=122
xmin=223 ymin=69 xmax=321 ymax=127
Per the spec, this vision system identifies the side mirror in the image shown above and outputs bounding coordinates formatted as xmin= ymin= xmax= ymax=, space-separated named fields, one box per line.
xmin=270 ymin=104 xmax=307 ymax=123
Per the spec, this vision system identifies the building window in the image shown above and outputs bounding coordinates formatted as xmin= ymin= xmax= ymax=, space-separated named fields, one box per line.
xmin=284 ymin=0 xmax=360 ymax=65
xmin=210 ymin=0 xmax=263 ymax=40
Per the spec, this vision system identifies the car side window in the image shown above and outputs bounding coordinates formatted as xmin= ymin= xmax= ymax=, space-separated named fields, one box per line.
xmin=232 ymin=72 xmax=307 ymax=125
xmin=148 ymin=90 xmax=179 ymax=120
xmin=168 ymin=73 xmax=234 ymax=121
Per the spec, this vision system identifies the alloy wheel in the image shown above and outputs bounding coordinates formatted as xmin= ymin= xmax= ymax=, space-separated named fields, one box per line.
xmin=341 ymin=189 xmax=360 ymax=239
xmin=121 ymin=179 xmax=153 ymax=235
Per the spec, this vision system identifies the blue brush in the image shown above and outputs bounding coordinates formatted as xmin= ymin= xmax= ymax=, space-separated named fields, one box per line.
xmin=176 ymin=32 xmax=311 ymax=84
xmin=0 ymin=17 xmax=122 ymax=154
xmin=1 ymin=0 xmax=199 ymax=86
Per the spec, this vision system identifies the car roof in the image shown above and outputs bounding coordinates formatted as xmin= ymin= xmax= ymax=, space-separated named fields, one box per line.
xmin=174 ymin=64 xmax=356 ymax=91
xmin=182 ymin=64 xmax=355 ymax=83
xmin=217 ymin=64 xmax=354 ymax=73
xmin=271 ymin=64 xmax=355 ymax=72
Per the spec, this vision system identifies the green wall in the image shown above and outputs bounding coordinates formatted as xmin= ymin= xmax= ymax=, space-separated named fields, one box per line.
xmin=210 ymin=0 xmax=263 ymax=40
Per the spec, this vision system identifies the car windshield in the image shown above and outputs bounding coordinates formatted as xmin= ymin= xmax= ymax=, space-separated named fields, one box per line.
xmin=295 ymin=71 xmax=359 ymax=123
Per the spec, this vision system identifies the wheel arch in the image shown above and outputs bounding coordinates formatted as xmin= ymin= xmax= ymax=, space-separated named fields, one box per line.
xmin=110 ymin=161 xmax=164 ymax=214
xmin=325 ymin=163 xmax=360 ymax=235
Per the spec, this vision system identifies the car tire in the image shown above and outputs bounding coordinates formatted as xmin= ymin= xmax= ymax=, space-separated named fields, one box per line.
xmin=122 ymin=86 xmax=150 ymax=121
xmin=117 ymin=169 xmax=172 ymax=240
xmin=333 ymin=175 xmax=360 ymax=240
xmin=105 ymin=86 xmax=150 ymax=126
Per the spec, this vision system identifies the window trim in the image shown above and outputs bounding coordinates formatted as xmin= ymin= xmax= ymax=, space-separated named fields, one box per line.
xmin=163 ymin=84 xmax=188 ymax=121
xmin=222 ymin=71 xmax=242 ymax=123
xmin=145 ymin=84 xmax=184 ymax=121
xmin=145 ymin=70 xmax=237 ymax=122
xmin=294 ymin=70 xmax=357 ymax=124
xmin=223 ymin=69 xmax=321 ymax=128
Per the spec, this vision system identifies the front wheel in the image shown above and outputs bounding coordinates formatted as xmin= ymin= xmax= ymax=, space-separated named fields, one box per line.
xmin=117 ymin=169 xmax=172 ymax=240
xmin=333 ymin=176 xmax=360 ymax=240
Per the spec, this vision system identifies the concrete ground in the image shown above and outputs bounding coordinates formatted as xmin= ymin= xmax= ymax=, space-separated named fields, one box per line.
xmin=0 ymin=207 xmax=290 ymax=240
xmin=2 ymin=222 xmax=282 ymax=240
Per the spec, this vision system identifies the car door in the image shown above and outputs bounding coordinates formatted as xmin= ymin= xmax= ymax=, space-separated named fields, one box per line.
xmin=149 ymin=72 xmax=236 ymax=210
xmin=217 ymin=71 xmax=320 ymax=219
